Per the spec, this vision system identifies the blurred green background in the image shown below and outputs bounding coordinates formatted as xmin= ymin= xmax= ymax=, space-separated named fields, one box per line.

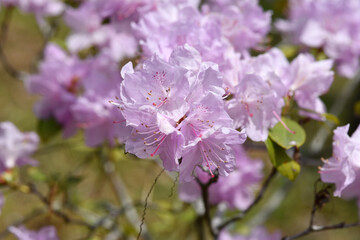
xmin=0 ymin=1 xmax=360 ymax=240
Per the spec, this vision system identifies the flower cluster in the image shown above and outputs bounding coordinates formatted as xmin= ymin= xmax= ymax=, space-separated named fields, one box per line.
xmin=1 ymin=0 xmax=356 ymax=238
xmin=117 ymin=45 xmax=246 ymax=182
xmin=23 ymin=0 xmax=335 ymax=182
xmin=26 ymin=43 xmax=132 ymax=147
xmin=227 ymin=49 xmax=333 ymax=141
xmin=277 ymin=0 xmax=360 ymax=78
xmin=320 ymin=124 xmax=360 ymax=215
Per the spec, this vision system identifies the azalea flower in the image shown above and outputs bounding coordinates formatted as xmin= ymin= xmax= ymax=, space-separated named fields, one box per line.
xmin=0 ymin=122 xmax=38 ymax=173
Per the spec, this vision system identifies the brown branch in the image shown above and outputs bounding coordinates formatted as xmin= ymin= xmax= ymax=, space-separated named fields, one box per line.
xmin=282 ymin=222 xmax=360 ymax=240
xmin=282 ymin=180 xmax=359 ymax=240
xmin=217 ymin=167 xmax=277 ymax=231
xmin=196 ymin=169 xmax=219 ymax=239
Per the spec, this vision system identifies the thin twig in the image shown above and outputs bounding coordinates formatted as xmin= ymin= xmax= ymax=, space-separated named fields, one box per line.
xmin=168 ymin=173 xmax=178 ymax=198
xmin=137 ymin=168 xmax=164 ymax=240
xmin=217 ymin=167 xmax=277 ymax=231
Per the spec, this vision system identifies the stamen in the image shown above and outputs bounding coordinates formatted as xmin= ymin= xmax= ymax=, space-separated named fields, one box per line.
xmin=109 ymin=100 xmax=121 ymax=107
xmin=203 ymin=142 xmax=228 ymax=166
xmin=200 ymin=142 xmax=214 ymax=178
xmin=135 ymin=126 xmax=158 ymax=135
xmin=189 ymin=123 xmax=202 ymax=138
xmin=150 ymin=135 xmax=167 ymax=157
xmin=272 ymin=111 xmax=296 ymax=134
xmin=156 ymin=97 xmax=168 ymax=108
xmin=143 ymin=132 xmax=163 ymax=143
xmin=244 ymin=103 xmax=253 ymax=117
xmin=113 ymin=120 xmax=126 ymax=124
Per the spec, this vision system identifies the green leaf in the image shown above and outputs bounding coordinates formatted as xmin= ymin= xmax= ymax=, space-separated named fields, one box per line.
xmin=28 ymin=167 xmax=47 ymax=182
xmin=37 ymin=117 xmax=62 ymax=142
xmin=265 ymin=138 xmax=301 ymax=181
xmin=269 ymin=117 xmax=306 ymax=149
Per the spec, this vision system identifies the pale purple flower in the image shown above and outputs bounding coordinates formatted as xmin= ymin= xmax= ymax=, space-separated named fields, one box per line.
xmin=226 ymin=49 xmax=287 ymax=142
xmin=203 ymin=0 xmax=271 ymax=51
xmin=118 ymin=53 xmax=190 ymax=169
xmin=0 ymin=122 xmax=38 ymax=174
xmin=9 ymin=225 xmax=58 ymax=240
xmin=179 ymin=146 xmax=263 ymax=208
xmin=169 ymin=44 xmax=225 ymax=99
xmin=277 ymin=0 xmax=360 ymax=78
xmin=219 ymin=227 xmax=281 ymax=240
xmin=26 ymin=44 xmax=88 ymax=138
xmin=70 ymin=57 xmax=131 ymax=146
xmin=236 ymin=48 xmax=289 ymax=95
xmin=72 ymin=96 xmax=132 ymax=147
xmin=119 ymin=55 xmax=190 ymax=125
xmin=320 ymin=124 xmax=360 ymax=199
xmin=178 ymin=93 xmax=246 ymax=181
xmin=27 ymin=44 xmax=131 ymax=147
xmin=226 ymin=74 xmax=282 ymax=142
xmin=287 ymin=54 xmax=334 ymax=120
